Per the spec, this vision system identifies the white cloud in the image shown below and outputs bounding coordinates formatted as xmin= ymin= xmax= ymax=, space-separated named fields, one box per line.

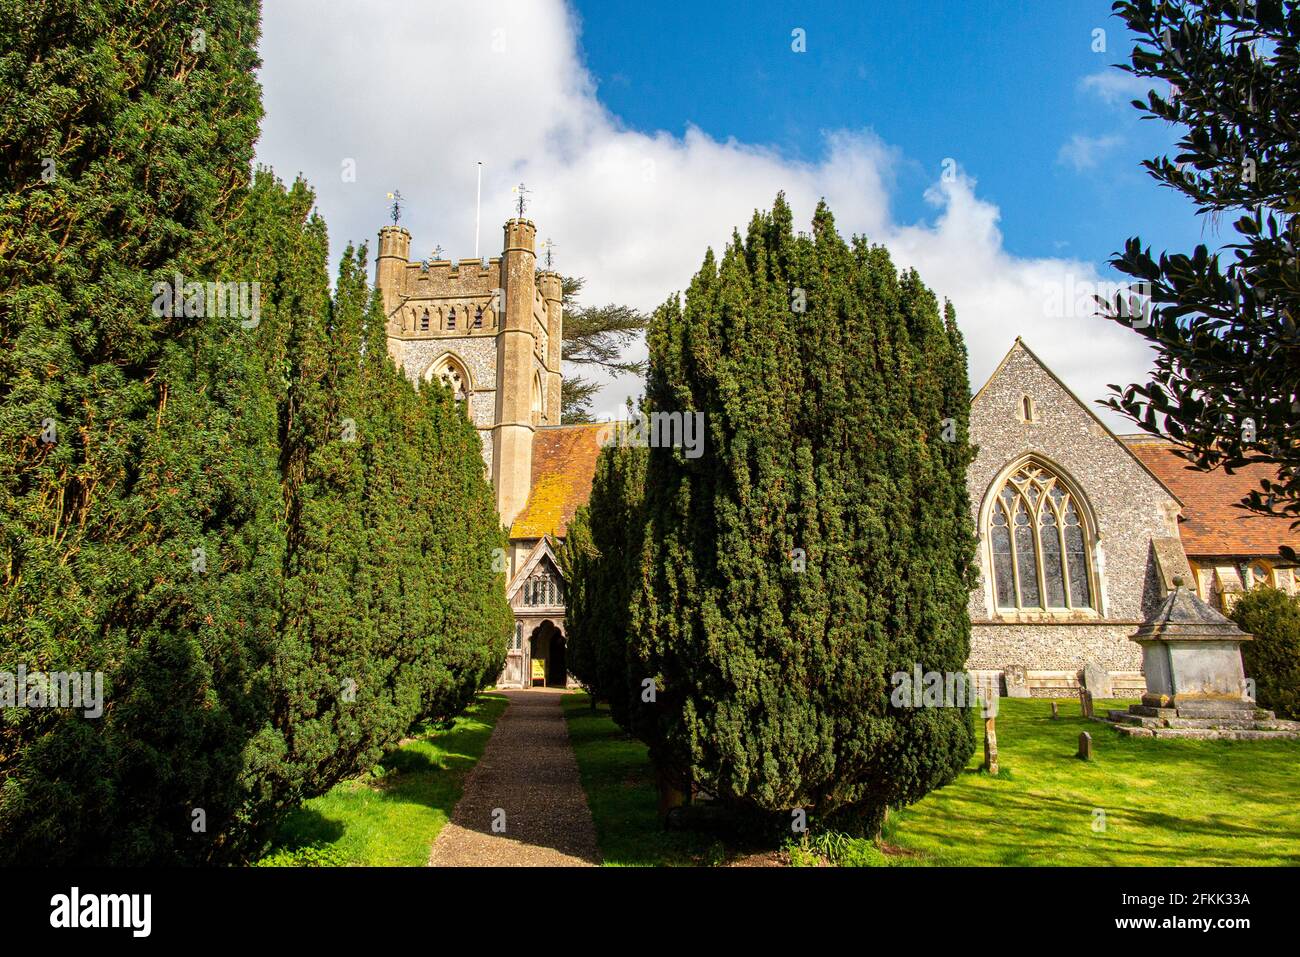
xmin=1078 ymin=69 xmax=1152 ymax=106
xmin=1057 ymin=133 xmax=1123 ymax=172
xmin=255 ymin=0 xmax=1154 ymax=429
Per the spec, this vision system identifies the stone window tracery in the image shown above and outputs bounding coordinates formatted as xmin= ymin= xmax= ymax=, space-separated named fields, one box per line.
xmin=425 ymin=354 xmax=469 ymax=403
xmin=988 ymin=461 xmax=1094 ymax=612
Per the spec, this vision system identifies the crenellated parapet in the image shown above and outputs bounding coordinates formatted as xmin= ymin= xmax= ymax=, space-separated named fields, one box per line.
xmin=374 ymin=214 xmax=564 ymax=528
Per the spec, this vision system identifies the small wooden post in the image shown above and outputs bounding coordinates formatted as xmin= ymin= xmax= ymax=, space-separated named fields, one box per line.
xmin=983 ymin=715 xmax=998 ymax=775
xmin=1050 ymin=701 xmax=1059 ymax=720
xmin=656 ymin=767 xmax=687 ymax=818
xmin=1077 ymin=731 xmax=1093 ymax=760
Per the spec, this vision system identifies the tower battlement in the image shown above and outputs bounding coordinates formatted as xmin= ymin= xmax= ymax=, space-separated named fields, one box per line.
xmin=375 ymin=216 xmax=564 ymax=528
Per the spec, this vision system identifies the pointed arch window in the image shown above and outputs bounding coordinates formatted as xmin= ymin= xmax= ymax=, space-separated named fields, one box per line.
xmin=420 ymin=309 xmax=430 ymax=332
xmin=447 ymin=307 xmax=456 ymax=330
xmin=473 ymin=306 xmax=484 ymax=328
xmin=988 ymin=462 xmax=1094 ymax=612
xmin=426 ymin=354 xmax=469 ymax=404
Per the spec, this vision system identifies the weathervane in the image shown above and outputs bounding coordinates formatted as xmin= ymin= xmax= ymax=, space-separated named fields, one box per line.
xmin=386 ymin=190 xmax=404 ymax=226
xmin=541 ymin=237 xmax=557 ymax=270
xmin=432 ymin=244 xmax=444 ymax=260
xmin=511 ymin=182 xmax=529 ymax=218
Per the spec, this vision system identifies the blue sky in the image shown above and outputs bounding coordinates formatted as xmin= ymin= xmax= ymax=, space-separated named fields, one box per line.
xmin=255 ymin=0 xmax=1214 ymax=426
xmin=570 ymin=0 xmax=1204 ymax=269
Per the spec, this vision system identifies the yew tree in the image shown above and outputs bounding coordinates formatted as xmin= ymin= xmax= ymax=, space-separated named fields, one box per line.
xmin=631 ymin=195 xmax=977 ymax=834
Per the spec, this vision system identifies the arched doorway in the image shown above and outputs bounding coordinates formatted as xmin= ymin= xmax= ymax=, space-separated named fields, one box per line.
xmin=549 ymin=633 xmax=567 ymax=688
xmin=528 ymin=620 xmax=568 ymax=688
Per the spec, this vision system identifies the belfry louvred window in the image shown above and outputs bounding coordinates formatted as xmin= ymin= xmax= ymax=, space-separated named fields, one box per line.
xmin=447 ymin=308 xmax=456 ymax=330
xmin=988 ymin=462 xmax=1094 ymax=612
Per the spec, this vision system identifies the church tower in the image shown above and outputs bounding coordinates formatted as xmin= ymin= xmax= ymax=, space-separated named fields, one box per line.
xmin=374 ymin=216 xmax=563 ymax=529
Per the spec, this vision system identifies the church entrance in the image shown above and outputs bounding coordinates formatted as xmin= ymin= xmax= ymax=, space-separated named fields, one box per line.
xmin=548 ymin=634 xmax=567 ymax=688
xmin=528 ymin=620 xmax=569 ymax=688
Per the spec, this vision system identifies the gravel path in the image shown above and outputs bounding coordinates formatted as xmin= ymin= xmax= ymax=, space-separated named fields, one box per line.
xmin=428 ymin=688 xmax=601 ymax=867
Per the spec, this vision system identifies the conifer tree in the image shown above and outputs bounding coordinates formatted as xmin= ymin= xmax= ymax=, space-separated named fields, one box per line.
xmin=258 ymin=242 xmax=510 ymax=824
xmin=560 ymin=426 xmax=647 ymax=728
xmin=0 ymin=0 xmax=274 ymax=863
xmin=0 ymin=0 xmax=510 ymax=859
xmin=631 ymin=195 xmax=977 ymax=834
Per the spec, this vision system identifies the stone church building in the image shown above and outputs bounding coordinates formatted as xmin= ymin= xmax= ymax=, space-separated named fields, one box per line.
xmin=967 ymin=339 xmax=1296 ymax=696
xmin=377 ymin=219 xmax=1297 ymax=695
xmin=376 ymin=217 xmax=602 ymax=689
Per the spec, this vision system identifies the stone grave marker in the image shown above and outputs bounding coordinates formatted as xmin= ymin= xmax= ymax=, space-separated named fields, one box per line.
xmin=1078 ymin=686 xmax=1094 ymax=719
xmin=1003 ymin=664 xmax=1030 ymax=698
xmin=1083 ymin=660 xmax=1113 ymax=699
xmin=983 ymin=716 xmax=998 ymax=775
xmin=1077 ymin=731 xmax=1093 ymax=760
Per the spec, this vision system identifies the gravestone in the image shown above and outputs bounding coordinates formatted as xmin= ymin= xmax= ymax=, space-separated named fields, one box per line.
xmin=1082 ymin=660 xmax=1113 ymax=699
xmin=1078 ymin=686 xmax=1094 ymax=719
xmin=1050 ymin=701 xmax=1059 ymax=720
xmin=983 ymin=716 xmax=998 ymax=775
xmin=1003 ymin=664 xmax=1030 ymax=699
xmin=1077 ymin=731 xmax=1092 ymax=760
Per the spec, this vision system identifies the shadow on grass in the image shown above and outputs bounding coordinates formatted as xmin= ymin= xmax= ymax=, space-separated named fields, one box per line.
xmin=257 ymin=692 xmax=510 ymax=866
xmin=565 ymin=693 xmax=763 ymax=867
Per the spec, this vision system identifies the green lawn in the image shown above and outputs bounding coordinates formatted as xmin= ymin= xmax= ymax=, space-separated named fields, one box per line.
xmin=258 ymin=692 xmax=508 ymax=866
xmin=566 ymin=692 xmax=1300 ymax=866
xmin=886 ymin=696 xmax=1300 ymax=865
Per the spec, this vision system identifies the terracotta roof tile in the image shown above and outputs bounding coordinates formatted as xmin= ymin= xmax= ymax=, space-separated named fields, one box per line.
xmin=509 ymin=423 xmax=607 ymax=540
xmin=1121 ymin=435 xmax=1299 ymax=558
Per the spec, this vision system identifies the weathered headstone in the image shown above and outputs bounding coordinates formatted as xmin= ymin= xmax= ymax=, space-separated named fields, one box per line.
xmin=1078 ymin=686 xmax=1094 ymax=719
xmin=1003 ymin=664 xmax=1030 ymax=699
xmin=983 ymin=716 xmax=998 ymax=775
xmin=1050 ymin=701 xmax=1059 ymax=720
xmin=1083 ymin=660 xmax=1113 ymax=699
xmin=1077 ymin=731 xmax=1093 ymax=760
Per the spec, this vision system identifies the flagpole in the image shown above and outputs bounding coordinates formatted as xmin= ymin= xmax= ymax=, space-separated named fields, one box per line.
xmin=474 ymin=162 xmax=483 ymax=259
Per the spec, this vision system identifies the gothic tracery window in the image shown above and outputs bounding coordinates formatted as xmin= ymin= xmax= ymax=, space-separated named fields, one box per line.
xmin=988 ymin=462 xmax=1094 ymax=612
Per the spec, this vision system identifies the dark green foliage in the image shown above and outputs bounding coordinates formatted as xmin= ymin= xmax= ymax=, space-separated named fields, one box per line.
xmin=0 ymin=0 xmax=272 ymax=865
xmin=1231 ymin=586 xmax=1300 ymax=720
xmin=0 ymin=2 xmax=508 ymax=862
xmin=1102 ymin=0 xmax=1300 ymax=536
xmin=257 ymin=235 xmax=509 ymax=831
xmin=630 ymin=195 xmax=977 ymax=832
xmin=559 ymin=425 xmax=647 ymax=729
